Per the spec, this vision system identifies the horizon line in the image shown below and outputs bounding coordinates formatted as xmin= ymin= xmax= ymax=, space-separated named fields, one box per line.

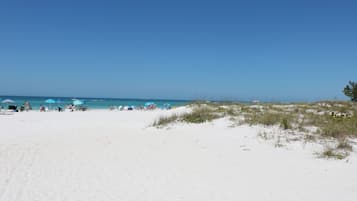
xmin=0 ymin=94 xmax=348 ymax=104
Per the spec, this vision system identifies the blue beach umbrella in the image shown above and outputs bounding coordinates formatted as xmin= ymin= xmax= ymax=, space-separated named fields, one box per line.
xmin=73 ymin=99 xmax=84 ymax=106
xmin=45 ymin=99 xmax=56 ymax=104
xmin=44 ymin=99 xmax=56 ymax=110
xmin=1 ymin=99 xmax=15 ymax=110
xmin=2 ymin=99 xmax=15 ymax=104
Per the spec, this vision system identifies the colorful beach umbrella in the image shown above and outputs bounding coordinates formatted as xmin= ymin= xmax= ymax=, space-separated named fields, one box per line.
xmin=73 ymin=99 xmax=84 ymax=106
xmin=45 ymin=99 xmax=56 ymax=104
xmin=2 ymin=99 xmax=15 ymax=104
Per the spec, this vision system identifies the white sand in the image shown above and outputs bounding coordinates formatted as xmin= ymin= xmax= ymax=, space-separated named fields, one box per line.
xmin=0 ymin=108 xmax=356 ymax=201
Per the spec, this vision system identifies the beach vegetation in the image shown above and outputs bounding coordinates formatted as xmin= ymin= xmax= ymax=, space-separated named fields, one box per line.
xmin=152 ymin=106 xmax=223 ymax=127
xmin=153 ymin=114 xmax=179 ymax=127
xmin=303 ymin=134 xmax=316 ymax=142
xmin=319 ymin=147 xmax=349 ymax=160
xmin=153 ymin=101 xmax=357 ymax=159
xmin=343 ymin=81 xmax=357 ymax=102
xmin=280 ymin=118 xmax=291 ymax=130
xmin=336 ymin=139 xmax=353 ymax=151
xmin=181 ymin=107 xmax=220 ymax=123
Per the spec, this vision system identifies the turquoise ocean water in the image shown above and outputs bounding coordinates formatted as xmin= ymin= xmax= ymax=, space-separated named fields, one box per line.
xmin=0 ymin=96 xmax=189 ymax=110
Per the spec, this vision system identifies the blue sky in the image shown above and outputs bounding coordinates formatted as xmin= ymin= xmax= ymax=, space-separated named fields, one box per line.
xmin=0 ymin=0 xmax=356 ymax=101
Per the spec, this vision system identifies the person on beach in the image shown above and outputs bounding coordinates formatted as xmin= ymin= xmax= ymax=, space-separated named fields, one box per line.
xmin=67 ymin=104 xmax=75 ymax=112
xmin=19 ymin=105 xmax=24 ymax=112
xmin=40 ymin=105 xmax=45 ymax=112
xmin=24 ymin=101 xmax=31 ymax=112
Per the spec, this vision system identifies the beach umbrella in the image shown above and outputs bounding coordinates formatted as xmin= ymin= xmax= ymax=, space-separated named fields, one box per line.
xmin=45 ymin=99 xmax=56 ymax=104
xmin=2 ymin=99 xmax=15 ymax=104
xmin=1 ymin=99 xmax=15 ymax=110
xmin=44 ymin=99 xmax=56 ymax=110
xmin=73 ymin=99 xmax=84 ymax=106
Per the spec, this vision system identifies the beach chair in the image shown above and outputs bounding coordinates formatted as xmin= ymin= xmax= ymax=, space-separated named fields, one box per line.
xmin=8 ymin=105 xmax=18 ymax=112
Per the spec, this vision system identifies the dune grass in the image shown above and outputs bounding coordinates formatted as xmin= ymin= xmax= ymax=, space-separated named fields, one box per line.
xmin=319 ymin=147 xmax=349 ymax=160
xmin=152 ymin=114 xmax=179 ymax=127
xmin=243 ymin=111 xmax=294 ymax=130
xmin=181 ymin=107 xmax=220 ymax=123
xmin=152 ymin=106 xmax=223 ymax=127
xmin=152 ymin=101 xmax=357 ymax=159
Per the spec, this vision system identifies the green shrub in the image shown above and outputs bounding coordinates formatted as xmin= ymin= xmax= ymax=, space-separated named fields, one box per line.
xmin=343 ymin=81 xmax=357 ymax=102
xmin=244 ymin=111 xmax=294 ymax=127
xmin=280 ymin=118 xmax=291 ymax=130
xmin=182 ymin=107 xmax=220 ymax=123
xmin=320 ymin=115 xmax=357 ymax=138
xmin=152 ymin=114 xmax=179 ymax=127
xmin=319 ymin=148 xmax=348 ymax=160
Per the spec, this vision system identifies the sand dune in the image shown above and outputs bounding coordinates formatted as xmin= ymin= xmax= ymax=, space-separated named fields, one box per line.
xmin=0 ymin=108 xmax=356 ymax=201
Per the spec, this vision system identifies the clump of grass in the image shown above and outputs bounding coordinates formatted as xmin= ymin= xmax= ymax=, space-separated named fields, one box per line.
xmin=152 ymin=106 xmax=222 ymax=127
xmin=280 ymin=118 xmax=291 ymax=130
xmin=336 ymin=139 xmax=353 ymax=151
xmin=182 ymin=107 xmax=220 ymax=123
xmin=319 ymin=115 xmax=357 ymax=139
xmin=152 ymin=114 xmax=179 ymax=127
xmin=300 ymin=112 xmax=326 ymax=127
xmin=244 ymin=111 xmax=294 ymax=128
xmin=303 ymin=134 xmax=316 ymax=142
xmin=213 ymin=106 xmax=240 ymax=117
xmin=319 ymin=147 xmax=349 ymax=160
xmin=224 ymin=107 xmax=238 ymax=116
xmin=245 ymin=112 xmax=279 ymax=126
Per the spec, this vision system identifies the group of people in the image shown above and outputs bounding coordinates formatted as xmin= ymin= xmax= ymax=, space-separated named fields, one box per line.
xmin=39 ymin=104 xmax=85 ymax=112
xmin=40 ymin=105 xmax=67 ymax=112
xmin=20 ymin=101 xmax=32 ymax=111
xmin=0 ymin=101 xmax=32 ymax=112
xmin=111 ymin=105 xmax=157 ymax=111
xmin=108 ymin=104 xmax=171 ymax=111
xmin=2 ymin=101 xmax=171 ymax=112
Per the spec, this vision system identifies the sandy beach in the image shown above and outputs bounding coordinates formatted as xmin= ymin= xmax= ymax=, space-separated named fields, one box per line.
xmin=0 ymin=107 xmax=356 ymax=201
